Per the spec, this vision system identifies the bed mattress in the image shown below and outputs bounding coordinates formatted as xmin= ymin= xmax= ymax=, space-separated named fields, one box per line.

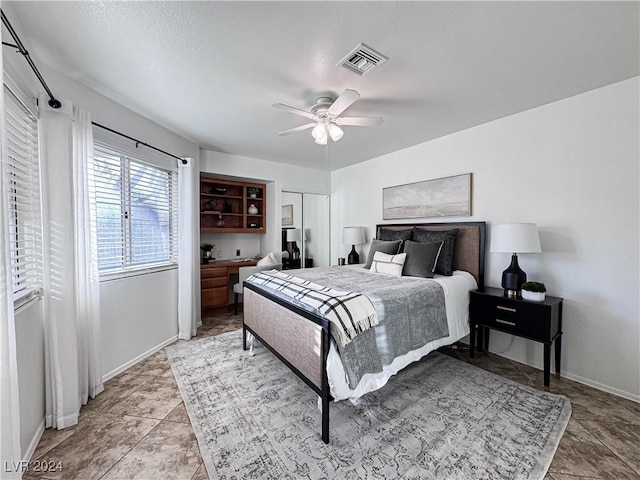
xmin=327 ymin=268 xmax=477 ymax=401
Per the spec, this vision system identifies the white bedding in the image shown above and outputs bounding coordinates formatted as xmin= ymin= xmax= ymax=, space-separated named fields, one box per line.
xmin=327 ymin=268 xmax=477 ymax=401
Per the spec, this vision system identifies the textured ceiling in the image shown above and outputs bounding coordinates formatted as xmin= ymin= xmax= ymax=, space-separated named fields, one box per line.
xmin=4 ymin=1 xmax=639 ymax=171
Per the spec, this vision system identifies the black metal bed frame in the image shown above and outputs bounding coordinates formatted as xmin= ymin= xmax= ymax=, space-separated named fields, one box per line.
xmin=242 ymin=283 xmax=333 ymax=442
xmin=242 ymin=221 xmax=486 ymax=444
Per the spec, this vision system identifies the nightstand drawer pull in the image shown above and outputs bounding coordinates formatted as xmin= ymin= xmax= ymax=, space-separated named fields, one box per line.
xmin=496 ymin=318 xmax=516 ymax=326
xmin=496 ymin=306 xmax=517 ymax=313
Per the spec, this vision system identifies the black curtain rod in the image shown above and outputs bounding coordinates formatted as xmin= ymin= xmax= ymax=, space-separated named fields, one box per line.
xmin=1 ymin=9 xmax=61 ymax=109
xmin=92 ymin=122 xmax=187 ymax=165
xmin=0 ymin=9 xmax=187 ymax=165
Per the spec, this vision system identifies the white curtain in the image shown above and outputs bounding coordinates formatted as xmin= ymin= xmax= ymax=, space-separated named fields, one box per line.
xmin=72 ymin=107 xmax=103 ymax=403
xmin=178 ymin=158 xmax=198 ymax=339
xmin=40 ymin=96 xmax=103 ymax=429
xmin=0 ymin=42 xmax=24 ymax=478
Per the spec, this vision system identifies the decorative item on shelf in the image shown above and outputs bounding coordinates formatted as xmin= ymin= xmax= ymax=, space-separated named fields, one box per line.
xmin=202 ymin=199 xmax=213 ymax=212
xmin=490 ymin=223 xmax=542 ymax=298
xmin=248 ymin=223 xmax=258 ymax=228
xmin=200 ymin=243 xmax=215 ymax=264
xmin=215 ymin=187 xmax=227 ymax=194
xmin=521 ymin=282 xmax=546 ymax=302
xmin=216 ymin=214 xmax=225 ymax=227
xmin=247 ymin=187 xmax=259 ymax=198
xmin=248 ymin=204 xmax=259 ymax=215
xmin=342 ymin=226 xmax=366 ymax=264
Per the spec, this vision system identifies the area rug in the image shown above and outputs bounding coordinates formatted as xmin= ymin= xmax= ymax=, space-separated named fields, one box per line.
xmin=166 ymin=330 xmax=571 ymax=480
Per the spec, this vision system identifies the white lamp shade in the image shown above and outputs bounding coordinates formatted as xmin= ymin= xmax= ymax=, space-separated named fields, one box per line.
xmin=490 ymin=223 xmax=542 ymax=253
xmin=342 ymin=226 xmax=366 ymax=245
xmin=327 ymin=123 xmax=344 ymax=142
xmin=314 ymin=133 xmax=327 ymax=145
xmin=286 ymin=228 xmax=302 ymax=242
xmin=312 ymin=123 xmax=326 ymax=140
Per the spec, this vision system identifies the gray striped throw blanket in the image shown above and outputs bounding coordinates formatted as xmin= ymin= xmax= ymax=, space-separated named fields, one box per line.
xmin=246 ymin=270 xmax=378 ymax=348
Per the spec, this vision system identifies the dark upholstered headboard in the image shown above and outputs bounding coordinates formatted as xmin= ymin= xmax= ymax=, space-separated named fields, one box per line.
xmin=376 ymin=221 xmax=486 ymax=288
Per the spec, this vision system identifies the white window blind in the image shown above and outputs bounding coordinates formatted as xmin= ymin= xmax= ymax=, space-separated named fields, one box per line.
xmin=3 ymin=86 xmax=42 ymax=303
xmin=93 ymin=143 xmax=178 ymax=272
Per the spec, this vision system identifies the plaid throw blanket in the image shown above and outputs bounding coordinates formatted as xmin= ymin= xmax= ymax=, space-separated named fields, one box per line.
xmin=246 ymin=270 xmax=379 ymax=348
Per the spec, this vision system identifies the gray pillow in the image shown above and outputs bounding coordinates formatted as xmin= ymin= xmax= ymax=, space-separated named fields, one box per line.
xmin=412 ymin=228 xmax=460 ymax=276
xmin=378 ymin=227 xmax=412 ymax=242
xmin=402 ymin=240 xmax=444 ymax=278
xmin=364 ymin=239 xmax=402 ymax=269
xmin=378 ymin=227 xmax=412 ymax=253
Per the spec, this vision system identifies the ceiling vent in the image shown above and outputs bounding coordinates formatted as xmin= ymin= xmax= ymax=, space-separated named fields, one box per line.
xmin=338 ymin=43 xmax=387 ymax=76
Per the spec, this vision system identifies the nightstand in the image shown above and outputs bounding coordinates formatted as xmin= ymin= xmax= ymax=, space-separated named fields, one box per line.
xmin=469 ymin=287 xmax=563 ymax=387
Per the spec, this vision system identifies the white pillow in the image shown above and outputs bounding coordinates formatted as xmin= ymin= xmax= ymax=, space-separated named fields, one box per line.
xmin=257 ymin=252 xmax=278 ymax=266
xmin=370 ymin=251 xmax=407 ymax=277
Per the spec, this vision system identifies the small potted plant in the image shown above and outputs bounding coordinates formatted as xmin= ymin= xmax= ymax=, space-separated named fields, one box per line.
xmin=247 ymin=187 xmax=260 ymax=198
xmin=200 ymin=243 xmax=215 ymax=264
xmin=521 ymin=281 xmax=546 ymax=302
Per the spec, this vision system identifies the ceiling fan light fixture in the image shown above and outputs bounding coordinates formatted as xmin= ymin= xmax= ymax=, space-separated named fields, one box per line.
xmin=312 ymin=123 xmax=327 ymax=140
xmin=315 ymin=133 xmax=328 ymax=145
xmin=327 ymin=123 xmax=344 ymax=142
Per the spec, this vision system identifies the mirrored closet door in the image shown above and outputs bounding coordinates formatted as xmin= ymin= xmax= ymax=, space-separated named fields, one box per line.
xmin=281 ymin=192 xmax=330 ymax=269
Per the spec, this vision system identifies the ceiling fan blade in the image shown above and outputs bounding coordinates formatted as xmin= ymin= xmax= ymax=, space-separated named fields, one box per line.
xmin=272 ymin=103 xmax=317 ymax=120
xmin=277 ymin=123 xmax=317 ymax=136
xmin=328 ymin=89 xmax=360 ymax=116
xmin=336 ymin=116 xmax=383 ymax=127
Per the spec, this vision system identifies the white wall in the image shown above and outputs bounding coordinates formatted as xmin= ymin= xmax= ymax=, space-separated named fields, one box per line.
xmin=14 ymin=302 xmax=45 ymax=459
xmin=52 ymin=72 xmax=199 ymax=376
xmin=200 ymin=233 xmax=262 ymax=261
xmin=200 ymin=151 xmax=330 ymax=260
xmin=331 ymin=78 xmax=640 ymax=401
xmin=3 ymin=6 xmax=201 ymax=460
xmin=100 ymin=269 xmax=179 ymax=378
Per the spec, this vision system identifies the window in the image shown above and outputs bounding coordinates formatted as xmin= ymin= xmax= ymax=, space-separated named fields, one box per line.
xmin=3 ymin=86 xmax=42 ymax=304
xmin=93 ymin=143 xmax=178 ymax=273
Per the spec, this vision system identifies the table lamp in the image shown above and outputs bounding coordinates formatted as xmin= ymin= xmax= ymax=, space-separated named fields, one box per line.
xmin=490 ymin=223 xmax=541 ymax=298
xmin=342 ymin=226 xmax=366 ymax=264
xmin=286 ymin=228 xmax=303 ymax=260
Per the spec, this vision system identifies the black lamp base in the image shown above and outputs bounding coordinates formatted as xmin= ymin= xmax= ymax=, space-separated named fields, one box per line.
xmin=502 ymin=253 xmax=526 ymax=297
xmin=347 ymin=245 xmax=360 ymax=264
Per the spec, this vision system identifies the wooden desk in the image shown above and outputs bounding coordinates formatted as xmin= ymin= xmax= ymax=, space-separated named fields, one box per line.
xmin=201 ymin=259 xmax=257 ymax=309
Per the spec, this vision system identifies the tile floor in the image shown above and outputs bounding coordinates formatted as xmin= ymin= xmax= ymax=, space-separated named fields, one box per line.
xmin=24 ymin=312 xmax=639 ymax=480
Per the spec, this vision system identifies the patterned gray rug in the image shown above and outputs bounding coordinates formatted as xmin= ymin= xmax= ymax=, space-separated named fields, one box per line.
xmin=166 ymin=330 xmax=571 ymax=480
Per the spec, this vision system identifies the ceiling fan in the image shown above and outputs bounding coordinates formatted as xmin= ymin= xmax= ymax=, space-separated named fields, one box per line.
xmin=273 ymin=89 xmax=383 ymax=145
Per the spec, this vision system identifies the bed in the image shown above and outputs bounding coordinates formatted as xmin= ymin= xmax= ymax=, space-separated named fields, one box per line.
xmin=242 ymin=221 xmax=486 ymax=443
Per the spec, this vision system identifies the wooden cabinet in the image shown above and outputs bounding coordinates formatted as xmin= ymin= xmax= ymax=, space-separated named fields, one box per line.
xmin=201 ymin=267 xmax=228 ymax=308
xmin=200 ymin=259 xmax=258 ymax=311
xmin=200 ymin=175 xmax=266 ymax=233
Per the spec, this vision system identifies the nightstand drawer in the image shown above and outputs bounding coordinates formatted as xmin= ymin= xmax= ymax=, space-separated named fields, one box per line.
xmin=470 ymin=293 xmax=549 ymax=341
xmin=481 ymin=310 xmax=544 ymax=340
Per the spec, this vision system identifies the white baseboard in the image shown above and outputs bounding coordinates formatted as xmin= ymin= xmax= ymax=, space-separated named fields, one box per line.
xmin=497 ymin=351 xmax=640 ymax=404
xmin=102 ymin=335 xmax=178 ymax=382
xmin=22 ymin=419 xmax=45 ymax=462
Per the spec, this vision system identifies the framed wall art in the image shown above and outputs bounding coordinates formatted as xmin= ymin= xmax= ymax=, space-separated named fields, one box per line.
xmin=382 ymin=173 xmax=471 ymax=220
xmin=281 ymin=204 xmax=293 ymax=226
